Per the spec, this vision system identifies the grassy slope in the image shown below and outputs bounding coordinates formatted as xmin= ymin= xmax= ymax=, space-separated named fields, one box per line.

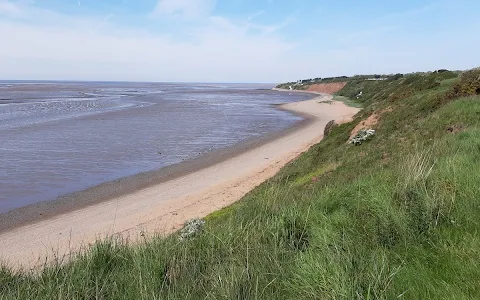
xmin=2 ymin=70 xmax=480 ymax=299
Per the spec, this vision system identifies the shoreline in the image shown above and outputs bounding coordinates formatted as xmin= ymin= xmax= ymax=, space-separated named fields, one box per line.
xmin=0 ymin=93 xmax=360 ymax=269
xmin=272 ymin=87 xmax=325 ymax=95
xmin=0 ymin=107 xmax=313 ymax=234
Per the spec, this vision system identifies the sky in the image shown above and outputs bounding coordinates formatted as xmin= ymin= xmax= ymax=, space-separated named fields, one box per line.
xmin=0 ymin=0 xmax=479 ymax=83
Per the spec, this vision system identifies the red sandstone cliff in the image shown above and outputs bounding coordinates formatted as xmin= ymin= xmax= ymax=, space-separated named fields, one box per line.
xmin=305 ymin=82 xmax=347 ymax=95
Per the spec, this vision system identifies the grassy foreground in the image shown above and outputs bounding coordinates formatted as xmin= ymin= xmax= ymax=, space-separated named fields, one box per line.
xmin=2 ymin=69 xmax=480 ymax=299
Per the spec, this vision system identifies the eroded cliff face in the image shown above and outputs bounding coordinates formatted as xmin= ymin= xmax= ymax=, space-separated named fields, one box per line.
xmin=306 ymin=82 xmax=347 ymax=94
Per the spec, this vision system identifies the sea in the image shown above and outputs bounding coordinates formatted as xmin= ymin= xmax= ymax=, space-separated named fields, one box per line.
xmin=0 ymin=81 xmax=312 ymax=214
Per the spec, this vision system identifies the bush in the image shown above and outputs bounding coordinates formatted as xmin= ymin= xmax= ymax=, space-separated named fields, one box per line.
xmin=389 ymin=73 xmax=404 ymax=81
xmin=433 ymin=70 xmax=458 ymax=81
xmin=446 ymin=68 xmax=480 ymax=100
xmin=404 ymin=74 xmax=440 ymax=91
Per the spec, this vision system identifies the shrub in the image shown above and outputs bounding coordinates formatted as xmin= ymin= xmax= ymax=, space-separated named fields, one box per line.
xmin=389 ymin=73 xmax=404 ymax=81
xmin=432 ymin=70 xmax=458 ymax=81
xmin=405 ymin=74 xmax=440 ymax=91
xmin=388 ymin=87 xmax=414 ymax=102
xmin=446 ymin=68 xmax=480 ymax=100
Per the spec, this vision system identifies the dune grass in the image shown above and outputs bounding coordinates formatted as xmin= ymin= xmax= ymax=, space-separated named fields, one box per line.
xmin=2 ymin=69 xmax=480 ymax=299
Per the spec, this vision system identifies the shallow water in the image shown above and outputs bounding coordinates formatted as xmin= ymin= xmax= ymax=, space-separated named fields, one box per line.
xmin=0 ymin=82 xmax=311 ymax=213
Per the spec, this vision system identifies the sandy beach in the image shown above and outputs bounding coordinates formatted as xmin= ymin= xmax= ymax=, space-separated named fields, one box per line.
xmin=0 ymin=93 xmax=360 ymax=269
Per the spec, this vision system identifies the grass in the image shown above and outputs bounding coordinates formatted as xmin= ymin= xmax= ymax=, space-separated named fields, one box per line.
xmin=332 ymin=95 xmax=364 ymax=108
xmin=292 ymin=163 xmax=339 ymax=186
xmin=2 ymin=69 xmax=480 ymax=299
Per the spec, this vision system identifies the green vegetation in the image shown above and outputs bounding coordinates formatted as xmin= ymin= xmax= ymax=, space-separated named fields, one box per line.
xmin=276 ymin=70 xmax=460 ymax=103
xmin=332 ymin=95 xmax=364 ymax=108
xmin=276 ymin=75 xmax=351 ymax=89
xmin=2 ymin=68 xmax=480 ymax=299
xmin=336 ymin=70 xmax=459 ymax=106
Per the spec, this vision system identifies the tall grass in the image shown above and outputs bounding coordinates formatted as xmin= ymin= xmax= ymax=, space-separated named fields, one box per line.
xmin=2 ymin=69 xmax=480 ymax=299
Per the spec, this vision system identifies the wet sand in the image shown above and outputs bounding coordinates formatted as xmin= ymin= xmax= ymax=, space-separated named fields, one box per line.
xmin=0 ymin=93 xmax=360 ymax=269
xmin=0 ymin=114 xmax=311 ymax=233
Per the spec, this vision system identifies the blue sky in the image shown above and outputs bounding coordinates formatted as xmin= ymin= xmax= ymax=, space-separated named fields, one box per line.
xmin=0 ymin=0 xmax=479 ymax=82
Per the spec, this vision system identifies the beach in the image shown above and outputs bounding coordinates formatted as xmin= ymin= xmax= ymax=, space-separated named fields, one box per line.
xmin=0 ymin=82 xmax=309 ymax=215
xmin=0 ymin=93 xmax=360 ymax=269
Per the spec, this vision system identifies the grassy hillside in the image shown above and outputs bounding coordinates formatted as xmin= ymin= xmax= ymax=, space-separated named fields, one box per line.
xmin=2 ymin=68 xmax=480 ymax=299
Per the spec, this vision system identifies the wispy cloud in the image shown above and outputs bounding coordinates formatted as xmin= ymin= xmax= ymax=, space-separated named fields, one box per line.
xmin=0 ymin=0 xmax=21 ymax=16
xmin=0 ymin=0 xmax=478 ymax=82
xmin=377 ymin=2 xmax=441 ymax=23
xmin=0 ymin=1 xmax=297 ymax=82
xmin=152 ymin=0 xmax=216 ymax=19
xmin=247 ymin=10 xmax=264 ymax=21
xmin=248 ymin=16 xmax=294 ymax=36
